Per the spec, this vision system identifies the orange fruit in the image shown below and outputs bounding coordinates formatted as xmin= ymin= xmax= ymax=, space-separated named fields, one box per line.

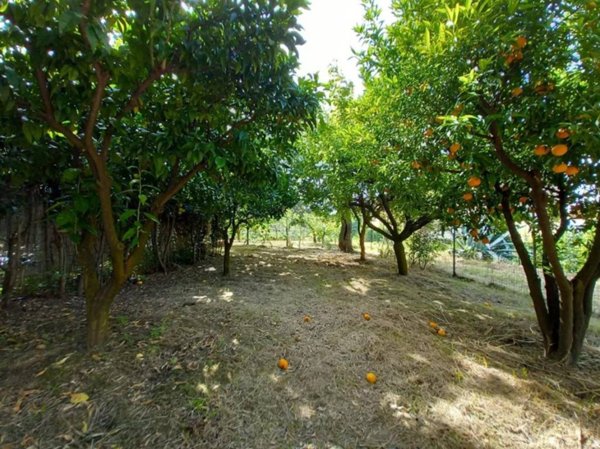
xmin=277 ymin=358 xmax=289 ymax=370
xmin=463 ymin=192 xmax=473 ymax=201
xmin=470 ymin=229 xmax=479 ymax=238
xmin=447 ymin=207 xmax=455 ymax=214
xmin=362 ymin=312 xmax=371 ymax=321
xmin=511 ymin=87 xmax=523 ymax=97
xmin=565 ymin=166 xmax=579 ymax=176
xmin=553 ymin=163 xmax=568 ymax=173
xmin=516 ymin=36 xmax=527 ymax=48
xmin=481 ymin=237 xmax=490 ymax=244
xmin=449 ymin=143 xmax=461 ymax=154
xmin=411 ymin=161 xmax=422 ymax=169
xmin=429 ymin=321 xmax=438 ymax=329
xmin=519 ymin=196 xmax=528 ymax=204
xmin=451 ymin=104 xmax=464 ymax=116
xmin=555 ymin=128 xmax=570 ymax=139
xmin=303 ymin=315 xmax=311 ymax=323
xmin=467 ymin=176 xmax=482 ymax=188
xmin=366 ymin=372 xmax=377 ymax=384
xmin=551 ymin=144 xmax=568 ymax=157
xmin=424 ymin=128 xmax=434 ymax=137
xmin=452 ymin=219 xmax=461 ymax=226
xmin=505 ymin=54 xmax=515 ymax=65
xmin=437 ymin=328 xmax=447 ymax=337
xmin=514 ymin=50 xmax=523 ymax=61
xmin=533 ymin=145 xmax=549 ymax=156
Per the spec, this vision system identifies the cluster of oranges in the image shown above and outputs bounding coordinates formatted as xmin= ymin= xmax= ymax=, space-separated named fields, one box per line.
xmin=429 ymin=320 xmax=447 ymax=336
xmin=278 ymin=311 xmax=450 ymax=385
xmin=534 ymin=128 xmax=579 ymax=176
xmin=503 ymin=35 xmax=527 ymax=65
xmin=277 ymin=311 xmax=410 ymax=385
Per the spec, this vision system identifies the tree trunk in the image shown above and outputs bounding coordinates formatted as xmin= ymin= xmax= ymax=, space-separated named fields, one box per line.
xmin=246 ymin=225 xmax=250 ymax=245
xmin=338 ymin=209 xmax=353 ymax=253
xmin=223 ymin=241 xmax=233 ymax=276
xmin=570 ymin=275 xmax=597 ymax=364
xmin=1 ymin=217 xmax=23 ymax=307
xmin=359 ymin=220 xmax=367 ymax=262
xmin=392 ymin=240 xmax=408 ymax=275
xmin=78 ymin=233 xmax=126 ymax=349
xmin=86 ymin=290 xmax=113 ymax=348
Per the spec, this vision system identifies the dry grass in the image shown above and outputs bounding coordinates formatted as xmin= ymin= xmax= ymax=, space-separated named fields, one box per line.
xmin=1 ymin=245 xmax=599 ymax=449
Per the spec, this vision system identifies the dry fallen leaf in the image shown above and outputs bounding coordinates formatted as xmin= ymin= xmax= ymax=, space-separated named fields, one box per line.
xmin=70 ymin=392 xmax=89 ymax=404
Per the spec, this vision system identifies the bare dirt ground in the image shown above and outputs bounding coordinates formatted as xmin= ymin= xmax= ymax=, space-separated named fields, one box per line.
xmin=1 ymin=245 xmax=600 ymax=449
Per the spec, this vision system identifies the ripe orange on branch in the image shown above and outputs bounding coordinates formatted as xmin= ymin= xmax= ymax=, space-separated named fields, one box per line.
xmin=565 ymin=166 xmax=579 ymax=176
xmin=463 ymin=192 xmax=473 ymax=201
xmin=515 ymin=35 xmax=527 ymax=48
xmin=553 ymin=163 xmax=568 ymax=174
xmin=511 ymin=87 xmax=523 ymax=97
xmin=551 ymin=144 xmax=568 ymax=157
xmin=533 ymin=145 xmax=549 ymax=156
xmin=467 ymin=176 xmax=482 ymax=188
xmin=555 ymin=128 xmax=570 ymax=139
xmin=449 ymin=143 xmax=461 ymax=154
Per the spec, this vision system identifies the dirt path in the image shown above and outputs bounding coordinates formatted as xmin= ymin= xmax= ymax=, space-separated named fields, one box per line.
xmin=1 ymin=246 xmax=599 ymax=449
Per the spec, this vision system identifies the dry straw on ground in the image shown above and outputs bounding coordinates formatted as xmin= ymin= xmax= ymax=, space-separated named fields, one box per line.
xmin=1 ymin=246 xmax=599 ymax=448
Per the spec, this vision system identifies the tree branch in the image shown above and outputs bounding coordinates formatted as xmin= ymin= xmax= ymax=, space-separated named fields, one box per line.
xmin=489 ymin=120 xmax=534 ymax=183
xmin=34 ymin=69 xmax=84 ymax=150
xmin=574 ymin=213 xmax=600 ymax=286
xmin=553 ymin=179 xmax=568 ymax=242
xmin=100 ymin=64 xmax=172 ymax=159
xmin=378 ymin=194 xmax=398 ymax=232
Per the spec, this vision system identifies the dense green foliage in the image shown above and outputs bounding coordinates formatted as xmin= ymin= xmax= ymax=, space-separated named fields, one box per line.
xmin=0 ymin=0 xmax=317 ymax=346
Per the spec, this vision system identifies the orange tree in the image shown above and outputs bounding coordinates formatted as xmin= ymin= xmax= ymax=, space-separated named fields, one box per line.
xmin=1 ymin=0 xmax=317 ymax=347
xmin=359 ymin=0 xmax=599 ymax=363
xmin=299 ymin=75 xmax=454 ymax=273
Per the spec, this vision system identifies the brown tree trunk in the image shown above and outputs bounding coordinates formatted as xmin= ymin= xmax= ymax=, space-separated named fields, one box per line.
xmin=78 ymin=233 xmax=126 ymax=349
xmin=359 ymin=221 xmax=367 ymax=261
xmin=1 ymin=217 xmax=23 ymax=307
xmin=86 ymin=289 xmax=113 ymax=348
xmin=222 ymin=224 xmax=237 ymax=276
xmin=338 ymin=209 xmax=353 ymax=253
xmin=393 ymin=240 xmax=408 ymax=275
xmin=570 ymin=273 xmax=597 ymax=365
xmin=223 ymin=241 xmax=232 ymax=276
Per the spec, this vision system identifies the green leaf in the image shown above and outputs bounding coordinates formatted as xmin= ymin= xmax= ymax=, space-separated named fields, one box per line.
xmin=215 ymin=157 xmax=227 ymax=169
xmin=73 ymin=196 xmax=90 ymax=213
xmin=138 ymin=194 xmax=148 ymax=205
xmin=119 ymin=209 xmax=136 ymax=222
xmin=143 ymin=212 xmax=159 ymax=224
xmin=56 ymin=209 xmax=77 ymax=229
xmin=122 ymin=227 xmax=137 ymax=241
xmin=58 ymin=11 xmax=82 ymax=35
xmin=60 ymin=168 xmax=80 ymax=184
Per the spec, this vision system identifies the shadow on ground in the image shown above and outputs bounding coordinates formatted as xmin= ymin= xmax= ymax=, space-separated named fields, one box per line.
xmin=1 ymin=245 xmax=599 ymax=449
